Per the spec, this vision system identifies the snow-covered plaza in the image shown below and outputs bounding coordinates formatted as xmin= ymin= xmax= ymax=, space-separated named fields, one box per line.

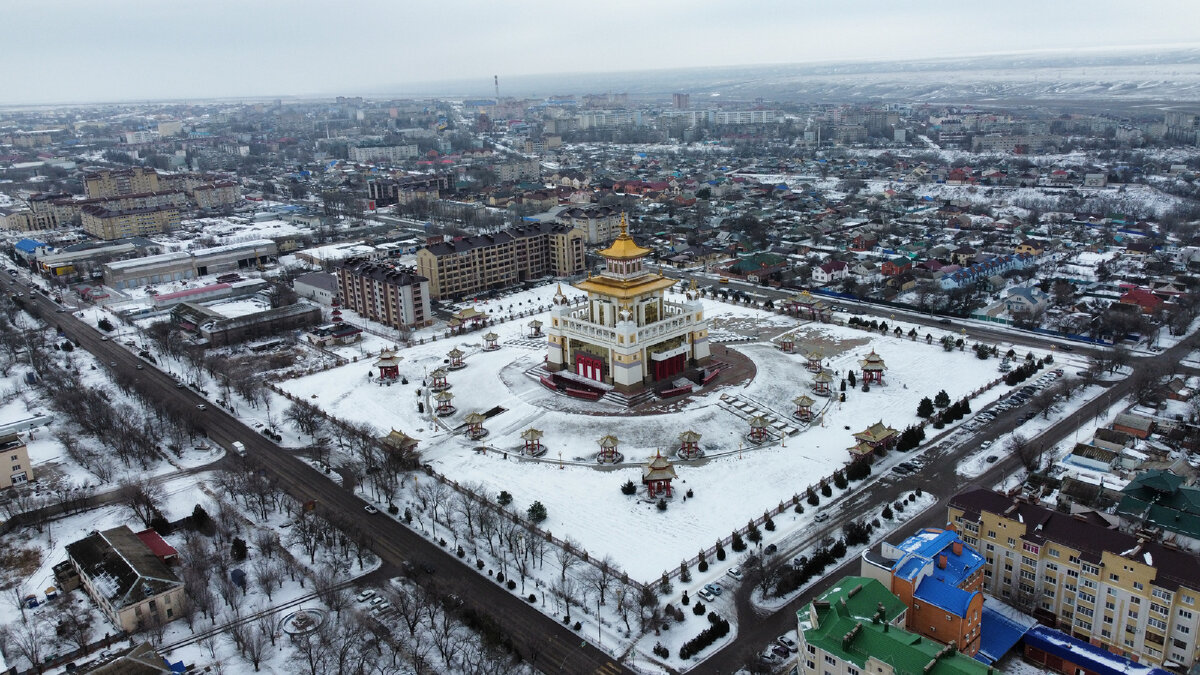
xmin=279 ymin=290 xmax=1036 ymax=581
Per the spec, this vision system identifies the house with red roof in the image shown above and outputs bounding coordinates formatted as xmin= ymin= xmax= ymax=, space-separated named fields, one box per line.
xmin=1118 ymin=286 xmax=1164 ymax=314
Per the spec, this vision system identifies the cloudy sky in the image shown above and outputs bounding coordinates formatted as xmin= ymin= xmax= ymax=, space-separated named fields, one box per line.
xmin=4 ymin=0 xmax=1200 ymax=104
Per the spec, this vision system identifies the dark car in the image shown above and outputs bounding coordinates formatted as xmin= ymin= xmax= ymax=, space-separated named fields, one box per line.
xmin=1061 ymin=344 xmax=1074 ymax=352
xmin=938 ymin=318 xmax=953 ymax=325
xmin=764 ymin=544 xmax=778 ymax=555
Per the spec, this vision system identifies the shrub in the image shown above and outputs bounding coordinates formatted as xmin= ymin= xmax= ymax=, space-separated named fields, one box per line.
xmin=681 ymin=590 xmax=690 ymax=605
xmin=686 ymin=488 xmax=694 ymax=498
xmin=793 ymin=503 xmax=805 ymax=514
xmin=917 ymin=397 xmax=934 ymax=418
xmin=764 ymin=517 xmax=775 ymax=531
xmin=476 ymin=559 xmax=485 ymax=570
xmin=657 ymin=498 xmax=668 ymax=511
xmin=438 ymin=538 xmax=447 ymax=547
xmin=820 ymin=482 xmax=832 ymax=497
xmin=495 ymin=572 xmax=505 ymax=583
xmin=882 ymin=504 xmax=894 ymax=520
xmin=807 ymin=490 xmax=819 ymax=507
xmin=653 ymin=643 xmax=669 ymax=659
xmin=833 ymin=471 xmax=848 ymax=490
xmin=456 ymin=546 xmax=465 ymax=558
xmin=573 ymin=621 xmax=582 ymax=631
xmin=693 ymin=601 xmax=706 ymax=615
xmin=680 ymin=562 xmax=691 ymax=583
xmin=678 ymin=616 xmax=731 ymax=660
xmin=528 ymin=594 xmax=537 ymax=603
xmin=716 ymin=544 xmax=726 ymax=561
xmin=746 ymin=526 xmax=761 ymax=544
xmin=498 ymin=490 xmax=513 ymax=506
xmin=620 ymin=480 xmax=637 ymax=495
xmin=698 ymin=559 xmax=709 ymax=573
xmin=404 ymin=508 xmax=413 ymax=523
xmin=387 ymin=503 xmax=399 ymax=515
xmin=506 ymin=580 xmax=517 ymax=590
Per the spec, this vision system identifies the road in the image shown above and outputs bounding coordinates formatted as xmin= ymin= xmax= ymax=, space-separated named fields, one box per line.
xmin=700 ymin=330 xmax=1199 ymax=673
xmin=12 ymin=279 xmax=632 ymax=675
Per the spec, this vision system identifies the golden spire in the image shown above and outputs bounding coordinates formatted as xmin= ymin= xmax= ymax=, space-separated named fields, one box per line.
xmin=619 ymin=212 xmax=628 ymax=237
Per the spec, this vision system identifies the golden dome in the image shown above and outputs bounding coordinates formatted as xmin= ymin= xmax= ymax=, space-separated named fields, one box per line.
xmin=597 ymin=214 xmax=651 ymax=260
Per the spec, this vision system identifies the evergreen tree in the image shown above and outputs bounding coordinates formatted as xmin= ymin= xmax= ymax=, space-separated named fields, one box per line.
xmin=917 ymin=397 xmax=935 ymax=418
xmin=933 ymin=390 xmax=950 ymax=408
xmin=527 ymin=501 xmax=548 ymax=522
xmin=848 ymin=371 xmax=857 ymax=387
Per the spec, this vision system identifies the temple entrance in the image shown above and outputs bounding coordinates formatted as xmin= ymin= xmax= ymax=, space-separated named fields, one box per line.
xmin=652 ymin=353 xmax=685 ymax=381
xmin=575 ymin=354 xmax=604 ymax=382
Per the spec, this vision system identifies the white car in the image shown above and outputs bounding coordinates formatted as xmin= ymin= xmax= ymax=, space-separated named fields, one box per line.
xmin=726 ymin=567 xmax=743 ymax=581
xmin=355 ymin=590 xmax=375 ymax=603
xmin=697 ymin=588 xmax=715 ymax=602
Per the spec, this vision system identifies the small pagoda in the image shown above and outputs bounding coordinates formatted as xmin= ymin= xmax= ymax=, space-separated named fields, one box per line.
xmin=859 ymin=350 xmax=887 ymax=385
xmin=597 ymin=434 xmax=623 ymax=464
xmin=433 ymin=390 xmax=456 ymax=416
xmin=642 ymin=450 xmax=678 ymax=498
xmin=678 ymin=430 xmax=702 ymax=460
xmin=848 ymin=441 xmax=876 ymax=463
xmin=778 ymin=336 xmax=795 ymax=353
xmin=330 ymin=299 xmax=344 ymax=325
xmin=428 ymin=367 xmax=450 ymax=392
xmin=852 ymin=420 xmax=897 ymax=451
xmin=747 ymin=414 xmax=771 ymax=444
xmin=380 ymin=429 xmax=419 ymax=466
xmin=520 ymin=427 xmax=546 ymax=457
xmin=812 ymin=370 xmax=834 ymax=397
xmin=806 ymin=349 xmax=824 ymax=373
xmin=793 ymin=394 xmax=816 ymax=422
xmin=463 ymin=412 xmax=488 ymax=440
xmin=785 ymin=290 xmax=830 ymax=321
xmin=374 ymin=348 xmax=401 ymax=381
xmin=449 ymin=307 xmax=488 ymax=335
xmin=482 ymin=332 xmax=500 ymax=352
xmin=446 ymin=347 xmax=466 ymax=370
xmin=528 ymin=319 xmax=544 ymax=338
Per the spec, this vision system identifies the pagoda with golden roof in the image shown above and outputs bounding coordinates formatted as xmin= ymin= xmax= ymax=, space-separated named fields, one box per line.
xmin=546 ymin=214 xmax=710 ymax=393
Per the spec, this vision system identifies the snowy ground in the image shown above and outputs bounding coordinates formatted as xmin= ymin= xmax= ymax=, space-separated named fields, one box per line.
xmin=279 ymin=295 xmax=1020 ymax=582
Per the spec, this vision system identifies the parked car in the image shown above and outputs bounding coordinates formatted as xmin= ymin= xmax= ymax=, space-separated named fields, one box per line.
xmin=697 ymin=588 xmax=715 ymax=602
xmin=771 ymin=644 xmax=790 ymax=659
xmin=814 ymin=512 xmax=830 ymax=523
xmin=704 ymin=583 xmax=723 ymax=596
xmin=986 ymin=455 xmax=999 ymax=463
xmin=369 ymin=596 xmax=386 ymax=607
xmin=891 ymin=465 xmax=911 ymax=475
xmin=980 ymin=440 xmax=992 ymax=449
xmin=777 ymin=633 xmax=798 ymax=652
xmin=760 ymin=649 xmax=779 ymax=663
xmin=792 ymin=555 xmax=809 ymax=569
xmin=355 ymin=590 xmax=376 ymax=603
xmin=764 ymin=544 xmax=778 ymax=555
xmin=726 ymin=567 xmax=743 ymax=581
xmin=363 ymin=505 xmax=379 ymax=514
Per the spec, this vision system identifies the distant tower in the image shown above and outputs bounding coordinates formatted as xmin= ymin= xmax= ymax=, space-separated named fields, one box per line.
xmin=673 ymin=93 xmax=689 ymax=110
xmin=494 ymin=75 xmax=500 ymax=100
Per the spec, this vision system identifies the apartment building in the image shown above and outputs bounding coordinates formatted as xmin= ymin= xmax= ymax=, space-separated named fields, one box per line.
xmin=949 ymin=489 xmax=1200 ymax=668
xmin=0 ymin=433 xmax=33 ymax=488
xmin=190 ymin=181 xmax=239 ymax=209
xmin=65 ymin=525 xmax=185 ymax=633
xmin=796 ymin=576 xmax=993 ymax=675
xmin=81 ymin=204 xmax=181 ymax=240
xmin=861 ymin=528 xmax=986 ymax=656
xmin=337 ymin=257 xmax=431 ymax=330
xmin=348 ymin=144 xmax=418 ymax=163
xmin=84 ymin=167 xmax=161 ymax=199
xmin=366 ymin=173 xmax=453 ymax=206
xmin=416 ymin=222 xmax=585 ymax=301
xmin=557 ymin=204 xmax=622 ymax=245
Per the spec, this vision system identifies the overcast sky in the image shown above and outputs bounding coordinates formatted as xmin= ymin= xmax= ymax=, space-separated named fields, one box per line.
xmin=4 ymin=0 xmax=1200 ymax=104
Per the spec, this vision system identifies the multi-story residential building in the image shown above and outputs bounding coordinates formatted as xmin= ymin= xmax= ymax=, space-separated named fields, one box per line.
xmin=416 ymin=222 xmax=585 ymax=301
xmin=0 ymin=433 xmax=33 ymax=488
xmin=123 ymin=130 xmax=159 ymax=144
xmin=796 ymin=576 xmax=992 ymax=675
xmin=190 ymin=181 xmax=239 ymax=209
xmin=0 ymin=209 xmax=37 ymax=232
xmin=556 ymin=205 xmax=621 ymax=245
xmin=81 ymin=204 xmax=181 ymax=240
xmin=949 ymin=489 xmax=1200 ymax=667
xmin=861 ymin=528 xmax=986 ymax=656
xmin=336 ymin=257 xmax=431 ymax=330
xmin=348 ymin=144 xmax=418 ymax=163
xmin=84 ymin=168 xmax=161 ymax=199
xmin=65 ymin=525 xmax=186 ymax=633
xmin=366 ymin=173 xmax=453 ymax=207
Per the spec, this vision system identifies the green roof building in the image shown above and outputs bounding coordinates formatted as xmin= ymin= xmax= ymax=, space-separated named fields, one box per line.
xmin=797 ymin=576 xmax=995 ymax=675
xmin=1115 ymin=470 xmax=1200 ymax=542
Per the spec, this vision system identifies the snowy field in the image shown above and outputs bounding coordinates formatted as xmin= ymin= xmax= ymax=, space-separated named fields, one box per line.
xmin=279 ymin=295 xmax=1015 ymax=581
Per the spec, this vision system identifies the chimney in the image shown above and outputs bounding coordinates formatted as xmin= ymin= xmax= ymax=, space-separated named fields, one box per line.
xmin=938 ymin=554 xmax=948 ymax=569
xmin=952 ymin=541 xmax=963 ymax=557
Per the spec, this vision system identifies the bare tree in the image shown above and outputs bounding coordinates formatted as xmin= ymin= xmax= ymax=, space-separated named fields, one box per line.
xmin=285 ymin=400 xmax=325 ymax=443
xmin=555 ymin=536 xmax=582 ymax=582
xmin=389 ymin=584 xmax=425 ymax=638
xmin=313 ymin=564 xmax=350 ymax=617
xmin=241 ymin=619 xmax=274 ymax=671
xmin=1008 ymin=433 xmax=1041 ymax=471
xmin=252 ymin=559 xmax=283 ymax=601
xmin=117 ymin=476 xmax=165 ymax=527
xmin=59 ymin=596 xmax=95 ymax=653
xmin=585 ymin=554 xmax=617 ymax=606
xmin=1 ymin=617 xmax=46 ymax=671
xmin=417 ymin=480 xmax=451 ymax=535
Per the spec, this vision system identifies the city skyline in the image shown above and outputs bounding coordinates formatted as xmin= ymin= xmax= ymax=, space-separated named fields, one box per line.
xmin=4 ymin=0 xmax=1200 ymax=104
